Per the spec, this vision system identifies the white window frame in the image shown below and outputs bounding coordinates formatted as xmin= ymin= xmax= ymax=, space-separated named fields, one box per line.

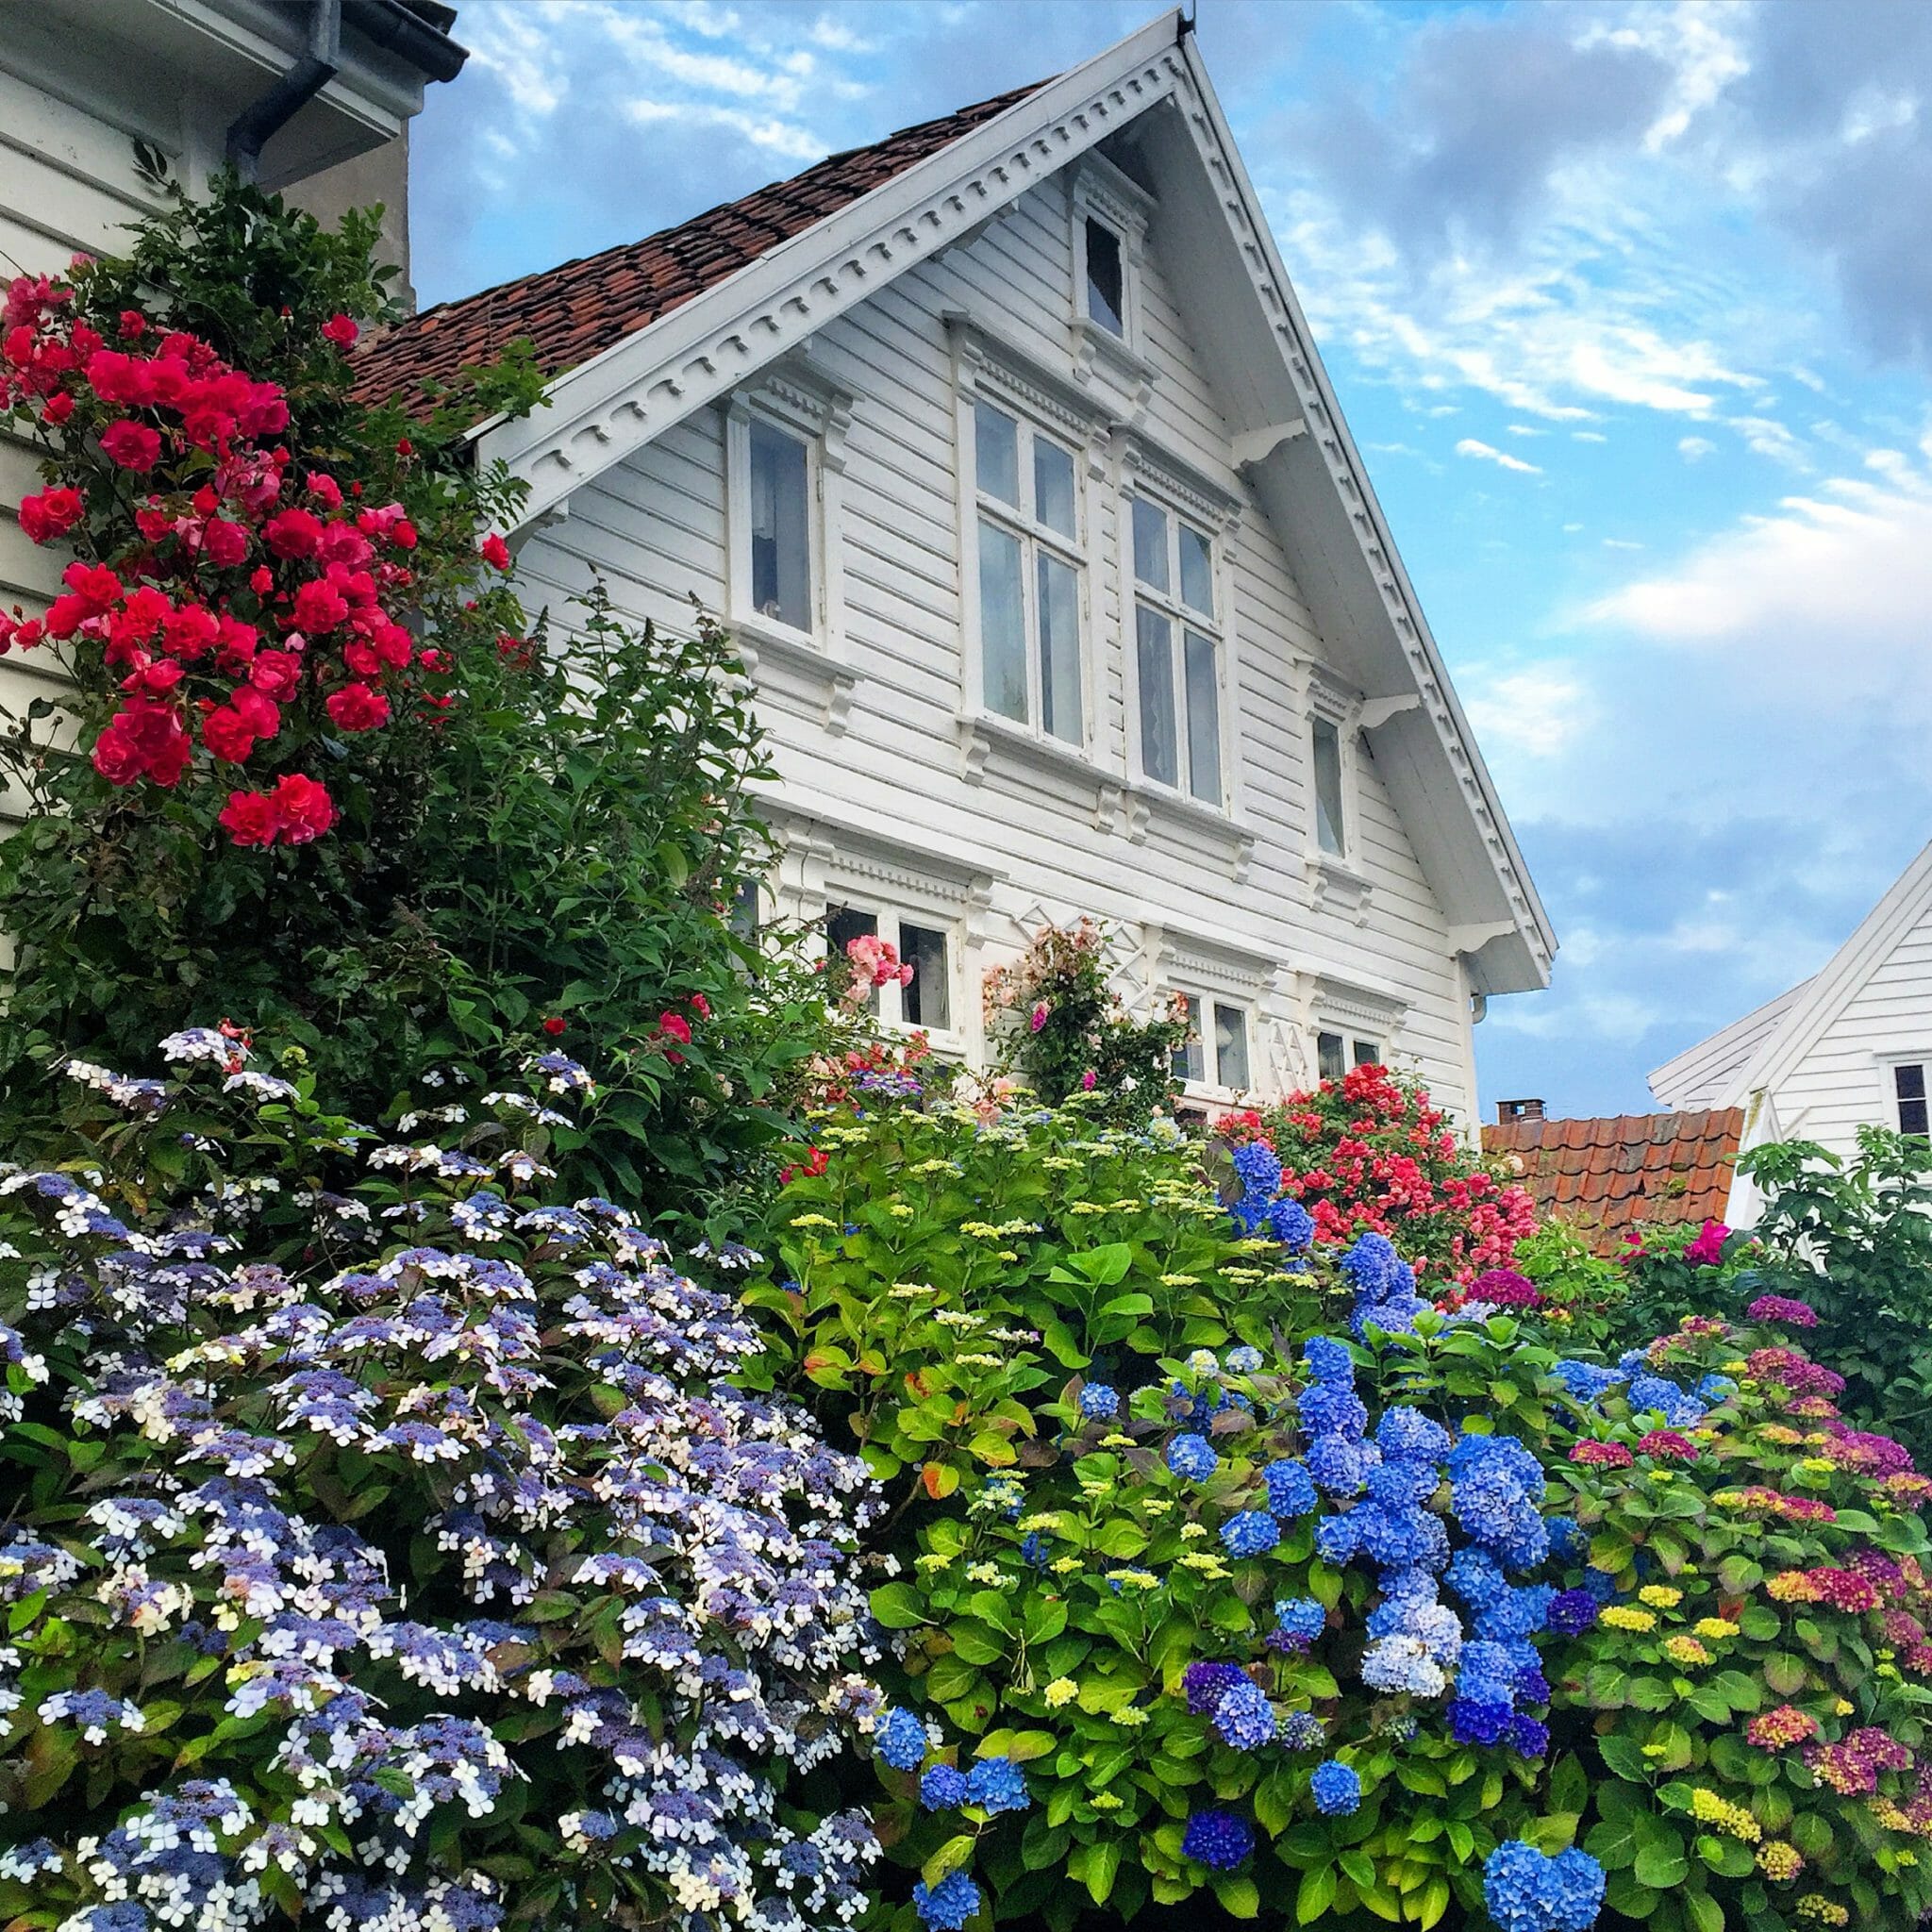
xmin=1171 ymin=987 xmax=1256 ymax=1102
xmin=1145 ymin=924 xmax=1276 ymax=1106
xmin=823 ymin=891 xmax=962 ymax=1048
xmin=1304 ymin=672 xmax=1374 ymax=919
xmin=723 ymin=364 xmax=852 ymax=665
xmin=1876 ymin=1052 xmax=1932 ymax=1138
xmin=1313 ymin=1028 xmax=1384 ymax=1085
xmin=1122 ymin=478 xmax=1234 ymax=813
xmin=1307 ymin=974 xmax=1407 ymax=1091
xmin=1067 ymin=155 xmax=1154 ymax=395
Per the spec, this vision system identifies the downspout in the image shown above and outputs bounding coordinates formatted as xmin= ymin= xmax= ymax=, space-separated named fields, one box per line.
xmin=226 ymin=0 xmax=343 ymax=184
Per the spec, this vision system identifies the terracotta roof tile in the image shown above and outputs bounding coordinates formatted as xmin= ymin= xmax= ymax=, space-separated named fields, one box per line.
xmin=1481 ymin=1108 xmax=1743 ymax=1256
xmin=351 ymin=79 xmax=1048 ymax=405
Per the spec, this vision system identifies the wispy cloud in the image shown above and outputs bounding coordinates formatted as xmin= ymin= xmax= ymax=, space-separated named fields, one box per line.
xmin=1466 ymin=669 xmax=1591 ymax=755
xmin=1456 ymin=438 xmax=1542 ymax=474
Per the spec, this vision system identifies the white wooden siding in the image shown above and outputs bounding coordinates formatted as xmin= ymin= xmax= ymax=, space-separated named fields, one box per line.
xmin=515 ymin=170 xmax=1478 ymax=1116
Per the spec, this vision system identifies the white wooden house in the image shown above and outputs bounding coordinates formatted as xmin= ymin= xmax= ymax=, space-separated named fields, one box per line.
xmin=0 ymin=0 xmax=464 ymax=792
xmin=1650 ymin=840 xmax=1932 ymax=1223
xmin=358 ymin=8 xmax=1553 ymax=1123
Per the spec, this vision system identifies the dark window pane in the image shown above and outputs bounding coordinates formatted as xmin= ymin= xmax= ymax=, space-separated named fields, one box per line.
xmin=1312 ymin=717 xmax=1346 ymax=858
xmin=1316 ymin=1031 xmax=1345 ymax=1082
xmin=749 ymin=418 xmax=811 ymax=630
xmin=730 ymin=878 xmax=760 ymax=938
xmin=1085 ymin=218 xmax=1124 ymax=335
xmin=1136 ymin=604 xmax=1177 ymax=787
xmin=1353 ymin=1040 xmax=1380 ymax=1067
xmin=1132 ymin=496 xmax=1169 ymax=590
xmin=1184 ymin=629 xmax=1221 ymax=807
xmin=978 ymin=518 xmax=1026 ymax=722
xmin=1215 ymin=1004 xmax=1250 ymax=1090
xmin=900 ymin=923 xmax=950 ymax=1030
xmin=826 ymin=905 xmax=879 ymax=1012
xmin=1179 ymin=524 xmax=1214 ymax=616
xmin=1899 ymin=1064 xmax=1928 ymax=1136
xmin=1173 ymin=992 xmax=1205 ymax=1083
xmin=1897 ymin=1063 xmax=1926 ymax=1101
xmin=974 ymin=399 xmax=1019 ymax=507
xmin=1904 ymin=1099 xmax=1930 ymax=1139
xmin=1038 ymin=551 xmax=1081 ymax=743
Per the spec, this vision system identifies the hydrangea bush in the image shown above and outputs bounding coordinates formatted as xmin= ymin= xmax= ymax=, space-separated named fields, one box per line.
xmin=1218 ymin=1064 xmax=1538 ymax=1283
xmin=0 ymin=1033 xmax=885 ymax=1931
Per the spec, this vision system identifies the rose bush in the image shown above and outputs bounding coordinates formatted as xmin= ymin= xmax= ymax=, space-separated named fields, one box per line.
xmin=0 ymin=1030 xmax=887 ymax=1932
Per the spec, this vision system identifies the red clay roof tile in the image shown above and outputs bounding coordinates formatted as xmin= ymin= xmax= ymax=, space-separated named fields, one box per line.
xmin=351 ymin=79 xmax=1047 ymax=405
xmin=1482 ymin=1108 xmax=1743 ymax=1256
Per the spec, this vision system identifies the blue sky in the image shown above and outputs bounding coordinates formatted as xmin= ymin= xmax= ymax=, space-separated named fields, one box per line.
xmin=409 ymin=0 xmax=1932 ymax=1118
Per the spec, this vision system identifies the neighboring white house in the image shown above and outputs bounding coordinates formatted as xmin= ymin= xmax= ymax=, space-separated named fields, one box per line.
xmin=1650 ymin=840 xmax=1932 ymax=1222
xmin=358 ymin=8 xmax=1554 ymax=1124
xmin=0 ymin=0 xmax=465 ymax=795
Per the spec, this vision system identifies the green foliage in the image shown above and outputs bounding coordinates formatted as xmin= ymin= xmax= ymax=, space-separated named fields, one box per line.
xmin=1731 ymin=1130 xmax=1932 ymax=1457
xmin=1507 ymin=1222 xmax=1634 ymax=1350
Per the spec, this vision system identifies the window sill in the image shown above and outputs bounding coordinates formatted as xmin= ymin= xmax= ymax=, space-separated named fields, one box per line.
xmin=1307 ymin=851 xmax=1374 ymax=923
xmin=1069 ymin=316 xmax=1154 ymax=413
xmin=1125 ymin=780 xmax=1257 ymax=877
xmin=731 ymin=611 xmax=855 ymax=733
xmin=958 ymin=711 xmax=1124 ymax=830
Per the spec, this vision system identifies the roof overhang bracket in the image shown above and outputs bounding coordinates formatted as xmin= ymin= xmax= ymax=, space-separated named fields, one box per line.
xmin=1230 ymin=420 xmax=1307 ymax=470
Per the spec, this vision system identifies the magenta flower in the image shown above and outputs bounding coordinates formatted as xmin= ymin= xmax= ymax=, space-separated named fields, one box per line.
xmin=1746 ymin=1293 xmax=1818 ymax=1328
xmin=1029 ymin=1002 xmax=1050 ymax=1033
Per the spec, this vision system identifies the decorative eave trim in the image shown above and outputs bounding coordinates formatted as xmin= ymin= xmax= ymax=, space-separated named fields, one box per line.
xmin=1142 ymin=917 xmax=1280 ymax=996
xmin=1171 ymin=35 xmax=1555 ymax=988
xmin=762 ymin=801 xmax=1002 ymax=912
xmin=478 ymin=12 xmax=1189 ymax=523
xmin=1307 ymin=972 xmax=1408 ymax=1036
xmin=944 ymin=310 xmax=1120 ymax=441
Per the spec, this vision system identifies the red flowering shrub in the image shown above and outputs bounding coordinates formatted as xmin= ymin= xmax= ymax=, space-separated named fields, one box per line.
xmin=1217 ymin=1061 xmax=1537 ymax=1279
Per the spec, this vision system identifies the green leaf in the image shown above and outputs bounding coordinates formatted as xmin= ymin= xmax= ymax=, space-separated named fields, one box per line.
xmin=1083 ymin=1837 xmax=1122 ymax=1906
xmin=1213 ymin=1875 xmax=1260 ymax=1919
xmin=870 ymin=1582 xmax=928 ymax=1628
xmin=1296 ymin=1866 xmax=1337 ymax=1924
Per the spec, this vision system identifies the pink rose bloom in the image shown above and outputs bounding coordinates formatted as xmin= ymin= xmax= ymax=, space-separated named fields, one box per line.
xmin=1030 ymin=1001 xmax=1050 ymax=1033
xmin=1684 ymin=1219 xmax=1729 ymax=1267
xmin=1081 ymin=1069 xmax=1097 ymax=1091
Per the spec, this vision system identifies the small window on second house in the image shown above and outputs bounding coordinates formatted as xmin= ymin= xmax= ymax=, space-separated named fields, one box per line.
xmin=1895 ymin=1062 xmax=1928 ymax=1138
xmin=1085 ymin=218 xmax=1124 ymax=336
xmin=749 ymin=417 xmax=812 ymax=632
xmin=1311 ymin=716 xmax=1346 ymax=858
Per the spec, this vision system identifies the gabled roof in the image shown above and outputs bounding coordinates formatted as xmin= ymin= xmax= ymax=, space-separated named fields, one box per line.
xmin=1482 ymin=1108 xmax=1743 ymax=1254
xmin=360 ymin=8 xmax=1552 ymax=995
xmin=352 ymin=81 xmax=1041 ymax=400
xmin=1648 ymin=839 xmax=1932 ymax=1111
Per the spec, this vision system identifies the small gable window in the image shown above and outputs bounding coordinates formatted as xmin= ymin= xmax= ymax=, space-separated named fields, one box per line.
xmin=1311 ymin=716 xmax=1347 ymax=858
xmin=749 ymin=418 xmax=811 ymax=631
xmin=1895 ymin=1061 xmax=1928 ymax=1138
xmin=1085 ymin=218 xmax=1124 ymax=337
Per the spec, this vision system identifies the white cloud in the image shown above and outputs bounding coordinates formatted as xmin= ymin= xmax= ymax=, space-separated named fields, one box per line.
xmin=625 ymin=99 xmax=824 ymax=158
xmin=1572 ymin=430 xmax=1608 ymax=442
xmin=1678 ymin=434 xmax=1716 ymax=459
xmin=1506 ymin=424 xmax=1546 ymax=437
xmin=1465 ymin=668 xmax=1591 ymax=755
xmin=1730 ymin=414 xmax=1808 ymax=466
xmin=1456 ymin=437 xmax=1543 ymax=474
xmin=1602 ymin=537 xmax=1643 ymax=549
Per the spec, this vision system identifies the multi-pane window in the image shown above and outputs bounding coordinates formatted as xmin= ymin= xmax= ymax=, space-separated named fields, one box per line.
xmin=1311 ymin=716 xmax=1347 ymax=858
xmin=1315 ymin=1031 xmax=1381 ymax=1083
xmin=1085 ymin=219 xmax=1125 ymax=337
xmin=974 ymin=397 xmax=1083 ymax=743
xmin=748 ymin=417 xmax=812 ymax=632
xmin=1173 ymin=991 xmax=1250 ymax=1091
xmin=1895 ymin=1062 xmax=1928 ymax=1138
xmin=825 ymin=902 xmax=953 ymax=1033
xmin=1131 ymin=496 xmax=1224 ymax=807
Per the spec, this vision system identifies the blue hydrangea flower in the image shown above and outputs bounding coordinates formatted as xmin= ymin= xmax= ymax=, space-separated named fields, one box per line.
xmin=1226 ymin=1344 xmax=1264 ymax=1374
xmin=1511 ymin=1717 xmax=1552 ymax=1759
xmin=1181 ymin=1809 xmax=1255 ymax=1871
xmin=1268 ymin=1196 xmax=1315 ymax=1250
xmin=1314 ymin=1512 xmax=1361 ymax=1566
xmin=1232 ymin=1141 xmax=1283 ymax=1201
xmin=1482 ymin=1840 xmax=1607 ymax=1932
xmin=1279 ymin=1709 xmax=1326 ymax=1750
xmin=912 ymin=1870 xmax=981 ymax=1931
xmin=1264 ymin=1458 xmax=1318 ymax=1519
xmin=1078 ymin=1383 xmax=1119 ymax=1420
xmin=1274 ymin=1597 xmax=1327 ymax=1647
xmin=1475 ymin=1585 xmax=1554 ymax=1641
xmin=1300 ymin=1380 xmax=1370 ymax=1439
xmin=1307 ymin=1433 xmax=1367 ymax=1497
xmin=1019 ymin=1532 xmax=1050 ymax=1568
xmin=1457 ymin=1641 xmax=1517 ymax=1705
xmin=1303 ymin=1335 xmax=1355 ymax=1386
xmin=1310 ymin=1759 xmax=1361 ymax=1816
xmin=1546 ymin=1589 xmax=1600 ymax=1636
xmin=1375 ymin=1406 xmax=1454 ymax=1464
xmin=1548 ymin=1358 xmax=1624 ymax=1405
xmin=1547 ymin=1516 xmax=1588 ymax=1562
xmin=920 ymin=1765 xmax=968 ymax=1810
xmin=1627 ymin=1373 xmax=1705 ymax=1428
xmin=1183 ymin=1661 xmax=1250 ymax=1715
xmin=1221 ymin=1509 xmax=1279 ymax=1559
xmin=963 ymin=1755 xmax=1030 ymax=1815
xmin=874 ymin=1706 xmax=929 ymax=1771
xmin=1166 ymin=1433 xmax=1218 ymax=1482
xmin=1213 ymin=1677 xmax=1278 ymax=1751
xmin=1447 ymin=1697 xmax=1513 ymax=1746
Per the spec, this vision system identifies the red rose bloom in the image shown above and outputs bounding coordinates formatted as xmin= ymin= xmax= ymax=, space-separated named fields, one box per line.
xmin=17 ymin=486 xmax=84 ymax=544
xmin=262 ymin=508 xmax=324 ymax=558
xmin=42 ymin=391 xmax=74 ymax=425
xmin=218 ymin=789 xmax=279 ymax=846
xmin=118 ymin=309 xmax=147 ymax=339
xmin=229 ymin=685 xmax=281 ymax=739
xmin=269 ymin=773 xmax=333 ymax=843
xmin=657 ymin=1011 xmax=693 ymax=1045
xmin=291 ymin=577 xmax=350 ymax=632
xmin=541 ymin=1016 xmax=567 ymax=1037
xmin=479 ymin=533 xmax=511 ymax=572
xmin=200 ymin=705 xmax=258 ymax=763
xmin=325 ymin=682 xmax=390 ymax=733
xmin=202 ymin=518 xmax=248 ymax=567
xmin=689 ymin=992 xmax=711 ymax=1020
xmin=100 ymin=420 xmax=161 ymax=471
xmin=249 ymin=650 xmax=303 ymax=702
xmin=321 ymin=313 xmax=358 ymax=349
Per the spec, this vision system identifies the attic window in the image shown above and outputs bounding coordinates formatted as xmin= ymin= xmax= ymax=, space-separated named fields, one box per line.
xmin=1084 ymin=219 xmax=1124 ymax=337
xmin=1895 ymin=1062 xmax=1928 ymax=1139
xmin=1311 ymin=716 xmax=1347 ymax=858
xmin=749 ymin=418 xmax=812 ymax=631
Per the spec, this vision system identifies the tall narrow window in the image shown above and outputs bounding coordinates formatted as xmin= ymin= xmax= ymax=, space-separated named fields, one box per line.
xmin=1130 ymin=496 xmax=1224 ymax=807
xmin=1214 ymin=1003 xmax=1251 ymax=1091
xmin=1316 ymin=1030 xmax=1346 ymax=1083
xmin=1171 ymin=990 xmax=1251 ymax=1091
xmin=1172 ymin=992 xmax=1205 ymax=1084
xmin=749 ymin=418 xmax=812 ymax=631
xmin=1085 ymin=219 xmax=1124 ymax=336
xmin=972 ymin=396 xmax=1084 ymax=744
xmin=1311 ymin=716 xmax=1346 ymax=858
xmin=1896 ymin=1062 xmax=1928 ymax=1138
